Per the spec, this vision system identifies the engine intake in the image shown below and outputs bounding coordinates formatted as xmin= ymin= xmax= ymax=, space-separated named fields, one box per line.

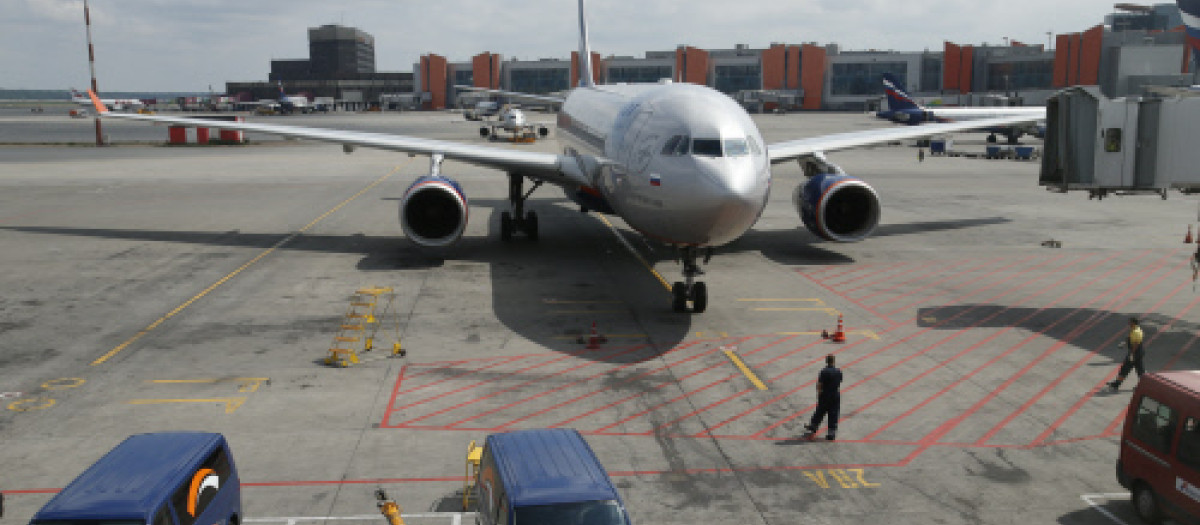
xmin=794 ymin=174 xmax=881 ymax=242
xmin=399 ymin=175 xmax=469 ymax=247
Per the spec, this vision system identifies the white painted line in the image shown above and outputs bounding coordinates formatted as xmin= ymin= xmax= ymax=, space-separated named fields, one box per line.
xmin=1081 ymin=493 xmax=1133 ymax=525
xmin=0 ymin=391 xmax=23 ymax=399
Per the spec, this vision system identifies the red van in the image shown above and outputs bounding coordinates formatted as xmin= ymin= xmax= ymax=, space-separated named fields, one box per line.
xmin=1117 ymin=371 xmax=1200 ymax=523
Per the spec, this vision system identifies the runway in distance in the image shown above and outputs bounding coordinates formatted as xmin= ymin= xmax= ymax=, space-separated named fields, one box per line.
xmin=88 ymin=0 xmax=1041 ymax=313
xmin=875 ymin=73 xmax=1044 ymax=143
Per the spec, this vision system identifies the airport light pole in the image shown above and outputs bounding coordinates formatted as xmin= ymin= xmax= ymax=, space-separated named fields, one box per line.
xmin=84 ymin=0 xmax=104 ymax=147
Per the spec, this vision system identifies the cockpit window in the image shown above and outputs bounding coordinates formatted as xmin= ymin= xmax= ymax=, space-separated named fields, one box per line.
xmin=747 ymin=136 xmax=762 ymax=155
xmin=662 ymin=135 xmax=690 ymax=156
xmin=692 ymin=139 xmax=722 ymax=156
xmin=674 ymin=136 xmax=690 ymax=155
xmin=661 ymin=136 xmax=682 ymax=155
xmin=724 ymin=138 xmax=750 ymax=157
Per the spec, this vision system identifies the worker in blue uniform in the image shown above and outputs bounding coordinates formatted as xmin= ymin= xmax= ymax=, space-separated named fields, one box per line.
xmin=804 ymin=354 xmax=843 ymax=441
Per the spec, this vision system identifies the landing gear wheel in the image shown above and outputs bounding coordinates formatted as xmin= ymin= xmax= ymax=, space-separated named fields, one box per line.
xmin=500 ymin=211 xmax=514 ymax=241
xmin=691 ymin=282 xmax=708 ymax=313
xmin=1133 ymin=484 xmax=1163 ymax=524
xmin=525 ymin=211 xmax=539 ymax=241
xmin=671 ymin=282 xmax=688 ymax=313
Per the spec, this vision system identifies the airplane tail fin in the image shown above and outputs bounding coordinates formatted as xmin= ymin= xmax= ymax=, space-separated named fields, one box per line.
xmin=882 ymin=73 xmax=921 ymax=111
xmin=577 ymin=0 xmax=595 ymax=88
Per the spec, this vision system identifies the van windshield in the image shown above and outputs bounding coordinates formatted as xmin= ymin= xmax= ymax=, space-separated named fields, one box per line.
xmin=514 ymin=499 xmax=629 ymax=525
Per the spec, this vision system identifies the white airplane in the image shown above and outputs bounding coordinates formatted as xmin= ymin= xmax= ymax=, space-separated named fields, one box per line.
xmin=477 ymin=105 xmax=551 ymax=141
xmin=85 ymin=0 xmax=1040 ymax=313
xmin=876 ymin=74 xmax=1044 ymax=142
xmin=70 ymin=89 xmax=143 ymax=111
xmin=463 ymin=100 xmax=500 ymax=121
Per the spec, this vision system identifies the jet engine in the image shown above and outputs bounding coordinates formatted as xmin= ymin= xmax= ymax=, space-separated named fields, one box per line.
xmin=794 ymin=174 xmax=881 ymax=242
xmin=399 ymin=175 xmax=469 ymax=247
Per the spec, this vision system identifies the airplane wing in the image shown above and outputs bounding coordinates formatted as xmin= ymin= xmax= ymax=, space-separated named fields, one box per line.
xmin=454 ymin=85 xmax=566 ymax=105
xmin=766 ymin=114 xmax=1043 ymax=164
xmin=86 ymin=90 xmax=591 ymax=188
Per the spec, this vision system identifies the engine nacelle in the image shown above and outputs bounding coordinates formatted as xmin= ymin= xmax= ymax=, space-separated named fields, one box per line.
xmin=399 ymin=175 xmax=469 ymax=247
xmin=794 ymin=174 xmax=881 ymax=242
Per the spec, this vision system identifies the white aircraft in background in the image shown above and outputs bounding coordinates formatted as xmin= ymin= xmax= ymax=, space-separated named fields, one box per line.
xmin=87 ymin=0 xmax=1040 ymax=313
xmin=70 ymin=89 xmax=143 ymax=111
xmin=875 ymin=74 xmax=1045 ymax=143
xmin=476 ymin=105 xmax=551 ymax=141
xmin=463 ymin=100 xmax=500 ymax=121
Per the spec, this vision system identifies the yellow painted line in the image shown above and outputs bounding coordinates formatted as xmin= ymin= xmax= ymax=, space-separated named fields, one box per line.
xmin=597 ymin=215 xmax=671 ymax=291
xmin=737 ymin=298 xmax=825 ymax=303
xmin=778 ymin=330 xmax=880 ymax=340
xmin=128 ymin=397 xmax=247 ymax=413
xmin=695 ymin=331 xmax=730 ymax=338
xmin=723 ymin=347 xmax=768 ymax=391
xmin=91 ymin=165 xmax=404 ymax=366
xmin=149 ymin=378 xmax=270 ymax=392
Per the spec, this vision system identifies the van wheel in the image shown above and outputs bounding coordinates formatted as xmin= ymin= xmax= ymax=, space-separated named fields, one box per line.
xmin=1133 ymin=484 xmax=1163 ymax=524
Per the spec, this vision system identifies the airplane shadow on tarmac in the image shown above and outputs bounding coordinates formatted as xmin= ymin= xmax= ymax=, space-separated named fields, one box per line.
xmin=0 ymin=201 xmax=1007 ymax=362
xmin=916 ymin=305 xmax=1200 ymax=367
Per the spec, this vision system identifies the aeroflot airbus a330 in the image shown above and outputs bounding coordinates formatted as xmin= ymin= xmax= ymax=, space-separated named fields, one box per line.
xmin=88 ymin=0 xmax=1041 ymax=313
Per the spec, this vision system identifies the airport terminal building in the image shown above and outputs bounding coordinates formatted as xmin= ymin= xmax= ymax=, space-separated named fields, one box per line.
xmin=228 ymin=3 xmax=1194 ymax=112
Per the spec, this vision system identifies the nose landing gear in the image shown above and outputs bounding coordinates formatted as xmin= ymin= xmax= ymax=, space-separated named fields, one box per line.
xmin=499 ymin=173 xmax=542 ymax=241
xmin=672 ymin=247 xmax=711 ymax=313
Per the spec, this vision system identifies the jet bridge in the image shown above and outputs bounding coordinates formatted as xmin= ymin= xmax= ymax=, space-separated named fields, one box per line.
xmin=1040 ymin=86 xmax=1200 ymax=199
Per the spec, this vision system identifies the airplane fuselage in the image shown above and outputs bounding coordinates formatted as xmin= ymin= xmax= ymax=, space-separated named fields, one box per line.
xmin=557 ymin=82 xmax=771 ymax=247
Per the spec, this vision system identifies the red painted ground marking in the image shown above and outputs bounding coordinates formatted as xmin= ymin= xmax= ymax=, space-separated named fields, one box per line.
xmin=390 ymin=345 xmax=650 ymax=427
xmin=830 ymin=250 xmax=1132 ymax=432
xmin=991 ymin=254 xmax=1191 ymax=447
xmin=590 ymin=335 xmax=801 ymax=433
xmin=750 ymin=252 xmax=1096 ymax=439
xmin=525 ymin=338 xmax=747 ymax=430
xmin=804 ymin=273 xmax=899 ymax=324
xmin=443 ymin=345 xmax=651 ymax=427
xmin=386 ymin=354 xmax=581 ymax=415
xmin=871 ymin=249 xmax=1176 ymax=443
xmin=1021 ymin=256 xmax=1193 ymax=446
xmin=400 ymin=360 xmax=472 ymax=379
xmin=687 ymin=335 xmax=876 ymax=436
xmin=825 ymin=261 xmax=921 ymax=288
xmin=1101 ymin=327 xmax=1200 ymax=436
xmin=390 ymin=354 xmax=534 ymax=397
xmin=880 ymin=253 xmax=1056 ymax=317
xmin=840 ymin=258 xmax=967 ymax=295
xmin=866 ymin=256 xmax=1025 ymax=310
xmin=817 ymin=262 xmax=892 ymax=282
xmin=381 ymin=365 xmax=409 ymax=428
xmin=645 ymin=335 xmax=846 ymax=434
xmin=853 ymin=257 xmax=987 ymax=302
xmin=968 ymin=251 xmax=1181 ymax=445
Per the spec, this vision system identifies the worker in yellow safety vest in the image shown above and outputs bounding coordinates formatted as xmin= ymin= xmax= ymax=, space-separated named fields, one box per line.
xmin=1108 ymin=318 xmax=1146 ymax=392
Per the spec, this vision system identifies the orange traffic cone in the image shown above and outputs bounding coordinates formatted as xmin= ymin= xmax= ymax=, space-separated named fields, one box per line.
xmin=585 ymin=322 xmax=607 ymax=350
xmin=831 ymin=315 xmax=846 ymax=343
xmin=1187 ymin=225 xmax=1194 ymax=244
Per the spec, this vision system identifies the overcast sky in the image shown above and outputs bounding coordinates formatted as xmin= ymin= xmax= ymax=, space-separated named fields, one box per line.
xmin=4 ymin=0 xmax=1115 ymax=92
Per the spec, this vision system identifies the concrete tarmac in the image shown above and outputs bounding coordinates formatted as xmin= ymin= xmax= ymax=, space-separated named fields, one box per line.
xmin=1 ymin=110 xmax=1196 ymax=525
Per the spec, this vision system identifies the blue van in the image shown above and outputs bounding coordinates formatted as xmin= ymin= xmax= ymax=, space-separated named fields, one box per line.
xmin=475 ymin=429 xmax=631 ymax=525
xmin=30 ymin=432 xmax=241 ymax=525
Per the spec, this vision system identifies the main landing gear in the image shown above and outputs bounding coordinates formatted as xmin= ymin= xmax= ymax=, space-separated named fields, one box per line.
xmin=672 ymin=247 xmax=712 ymax=313
xmin=500 ymin=173 xmax=542 ymax=241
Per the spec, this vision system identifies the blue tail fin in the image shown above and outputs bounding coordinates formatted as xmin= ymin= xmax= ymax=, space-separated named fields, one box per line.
xmin=882 ymin=73 xmax=920 ymax=111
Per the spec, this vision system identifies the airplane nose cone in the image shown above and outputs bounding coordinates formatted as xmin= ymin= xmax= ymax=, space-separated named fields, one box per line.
xmin=700 ymin=162 xmax=768 ymax=244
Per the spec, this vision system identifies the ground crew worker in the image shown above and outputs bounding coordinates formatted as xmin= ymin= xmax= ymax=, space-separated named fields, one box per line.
xmin=1109 ymin=317 xmax=1146 ymax=391
xmin=804 ymin=354 xmax=843 ymax=440
xmin=918 ymin=148 xmax=925 ymax=163
xmin=1191 ymin=242 xmax=1200 ymax=288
